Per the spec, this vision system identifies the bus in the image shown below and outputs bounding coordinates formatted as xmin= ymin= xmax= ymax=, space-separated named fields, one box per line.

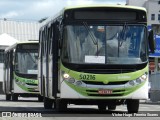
xmin=0 ymin=33 xmax=18 ymax=94
xmin=3 ymin=41 xmax=43 ymax=101
xmin=38 ymin=5 xmax=155 ymax=113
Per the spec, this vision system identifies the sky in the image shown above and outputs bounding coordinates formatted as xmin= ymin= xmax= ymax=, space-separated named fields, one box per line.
xmin=0 ymin=0 xmax=126 ymax=21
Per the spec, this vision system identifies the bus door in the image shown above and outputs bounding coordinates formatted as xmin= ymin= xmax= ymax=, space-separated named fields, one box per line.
xmin=42 ymin=28 xmax=49 ymax=97
xmin=48 ymin=24 xmax=54 ymax=97
xmin=51 ymin=23 xmax=59 ymax=98
xmin=4 ymin=52 xmax=10 ymax=93
xmin=10 ymin=50 xmax=14 ymax=92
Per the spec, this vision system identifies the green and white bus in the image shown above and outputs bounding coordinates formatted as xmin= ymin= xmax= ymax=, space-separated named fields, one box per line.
xmin=38 ymin=5 xmax=155 ymax=113
xmin=4 ymin=41 xmax=42 ymax=101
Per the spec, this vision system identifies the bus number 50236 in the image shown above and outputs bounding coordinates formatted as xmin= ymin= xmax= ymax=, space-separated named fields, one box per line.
xmin=79 ymin=74 xmax=96 ymax=80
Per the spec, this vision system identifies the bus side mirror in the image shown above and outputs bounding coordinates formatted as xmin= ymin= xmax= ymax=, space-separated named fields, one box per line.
xmin=148 ymin=29 xmax=155 ymax=53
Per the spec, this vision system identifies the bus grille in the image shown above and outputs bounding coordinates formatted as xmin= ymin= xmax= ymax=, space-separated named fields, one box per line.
xmin=26 ymin=83 xmax=37 ymax=86
xmin=82 ymin=81 xmax=128 ymax=85
xmin=27 ymin=88 xmax=39 ymax=92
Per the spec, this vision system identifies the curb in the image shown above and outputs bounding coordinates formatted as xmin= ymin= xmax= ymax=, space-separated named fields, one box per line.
xmin=140 ymin=100 xmax=160 ymax=105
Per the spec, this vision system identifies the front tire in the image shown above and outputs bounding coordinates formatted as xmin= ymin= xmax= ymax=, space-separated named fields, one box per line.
xmin=6 ymin=94 xmax=11 ymax=101
xmin=56 ymin=99 xmax=67 ymax=112
xmin=44 ymin=97 xmax=53 ymax=109
xmin=38 ymin=95 xmax=43 ymax=102
xmin=126 ymin=99 xmax=139 ymax=113
xmin=98 ymin=104 xmax=106 ymax=111
xmin=12 ymin=94 xmax=18 ymax=101
xmin=108 ymin=105 xmax=116 ymax=110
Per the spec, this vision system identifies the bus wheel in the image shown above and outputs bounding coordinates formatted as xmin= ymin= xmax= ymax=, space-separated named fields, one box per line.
xmin=98 ymin=104 xmax=106 ymax=111
xmin=6 ymin=94 xmax=11 ymax=101
xmin=44 ymin=97 xmax=53 ymax=109
xmin=12 ymin=94 xmax=18 ymax=101
xmin=56 ymin=99 xmax=67 ymax=112
xmin=108 ymin=105 xmax=116 ymax=110
xmin=126 ymin=99 xmax=139 ymax=113
xmin=38 ymin=95 xmax=43 ymax=102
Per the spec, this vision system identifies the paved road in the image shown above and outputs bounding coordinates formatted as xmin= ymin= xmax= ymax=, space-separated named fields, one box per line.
xmin=0 ymin=95 xmax=159 ymax=119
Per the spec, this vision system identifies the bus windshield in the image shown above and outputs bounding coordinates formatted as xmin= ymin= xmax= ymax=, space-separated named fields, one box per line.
xmin=15 ymin=50 xmax=38 ymax=74
xmin=62 ymin=24 xmax=147 ymax=64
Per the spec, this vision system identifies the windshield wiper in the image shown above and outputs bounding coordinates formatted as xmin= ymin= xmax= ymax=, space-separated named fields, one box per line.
xmin=83 ymin=22 xmax=99 ymax=56
xmin=118 ymin=23 xmax=128 ymax=47
xmin=83 ymin=22 xmax=98 ymax=45
xmin=117 ymin=23 xmax=128 ymax=57
xmin=25 ymin=50 xmax=37 ymax=64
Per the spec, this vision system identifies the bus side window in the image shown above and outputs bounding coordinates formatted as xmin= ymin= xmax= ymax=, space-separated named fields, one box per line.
xmin=49 ymin=24 xmax=54 ymax=55
xmin=43 ymin=28 xmax=47 ymax=57
xmin=45 ymin=28 xmax=48 ymax=56
xmin=46 ymin=28 xmax=48 ymax=56
xmin=0 ymin=50 xmax=4 ymax=63
xmin=41 ymin=32 xmax=43 ymax=57
xmin=39 ymin=30 xmax=42 ymax=58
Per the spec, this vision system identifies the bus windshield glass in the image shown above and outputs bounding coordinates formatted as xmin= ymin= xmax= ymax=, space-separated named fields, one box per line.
xmin=62 ymin=24 xmax=147 ymax=64
xmin=15 ymin=49 xmax=38 ymax=74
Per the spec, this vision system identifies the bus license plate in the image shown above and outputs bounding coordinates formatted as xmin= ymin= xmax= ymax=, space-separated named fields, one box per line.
xmin=98 ymin=89 xmax=112 ymax=94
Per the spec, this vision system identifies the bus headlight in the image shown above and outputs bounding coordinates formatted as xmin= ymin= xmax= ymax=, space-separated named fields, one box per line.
xmin=140 ymin=74 xmax=147 ymax=81
xmin=68 ymin=78 xmax=75 ymax=84
xmin=128 ymin=73 xmax=147 ymax=86
xmin=136 ymin=73 xmax=147 ymax=84
xmin=20 ymin=82 xmax=26 ymax=86
xmin=62 ymin=72 xmax=75 ymax=83
xmin=16 ymin=80 xmax=26 ymax=86
xmin=75 ymin=81 xmax=82 ymax=86
xmin=62 ymin=72 xmax=85 ymax=87
xmin=129 ymin=80 xmax=135 ymax=86
xmin=136 ymin=78 xmax=142 ymax=84
xmin=63 ymin=73 xmax=70 ymax=80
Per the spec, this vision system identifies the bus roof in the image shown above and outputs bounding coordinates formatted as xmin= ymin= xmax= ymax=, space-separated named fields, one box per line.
xmin=5 ymin=40 xmax=39 ymax=52
xmin=40 ymin=4 xmax=146 ymax=28
xmin=64 ymin=5 xmax=146 ymax=12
